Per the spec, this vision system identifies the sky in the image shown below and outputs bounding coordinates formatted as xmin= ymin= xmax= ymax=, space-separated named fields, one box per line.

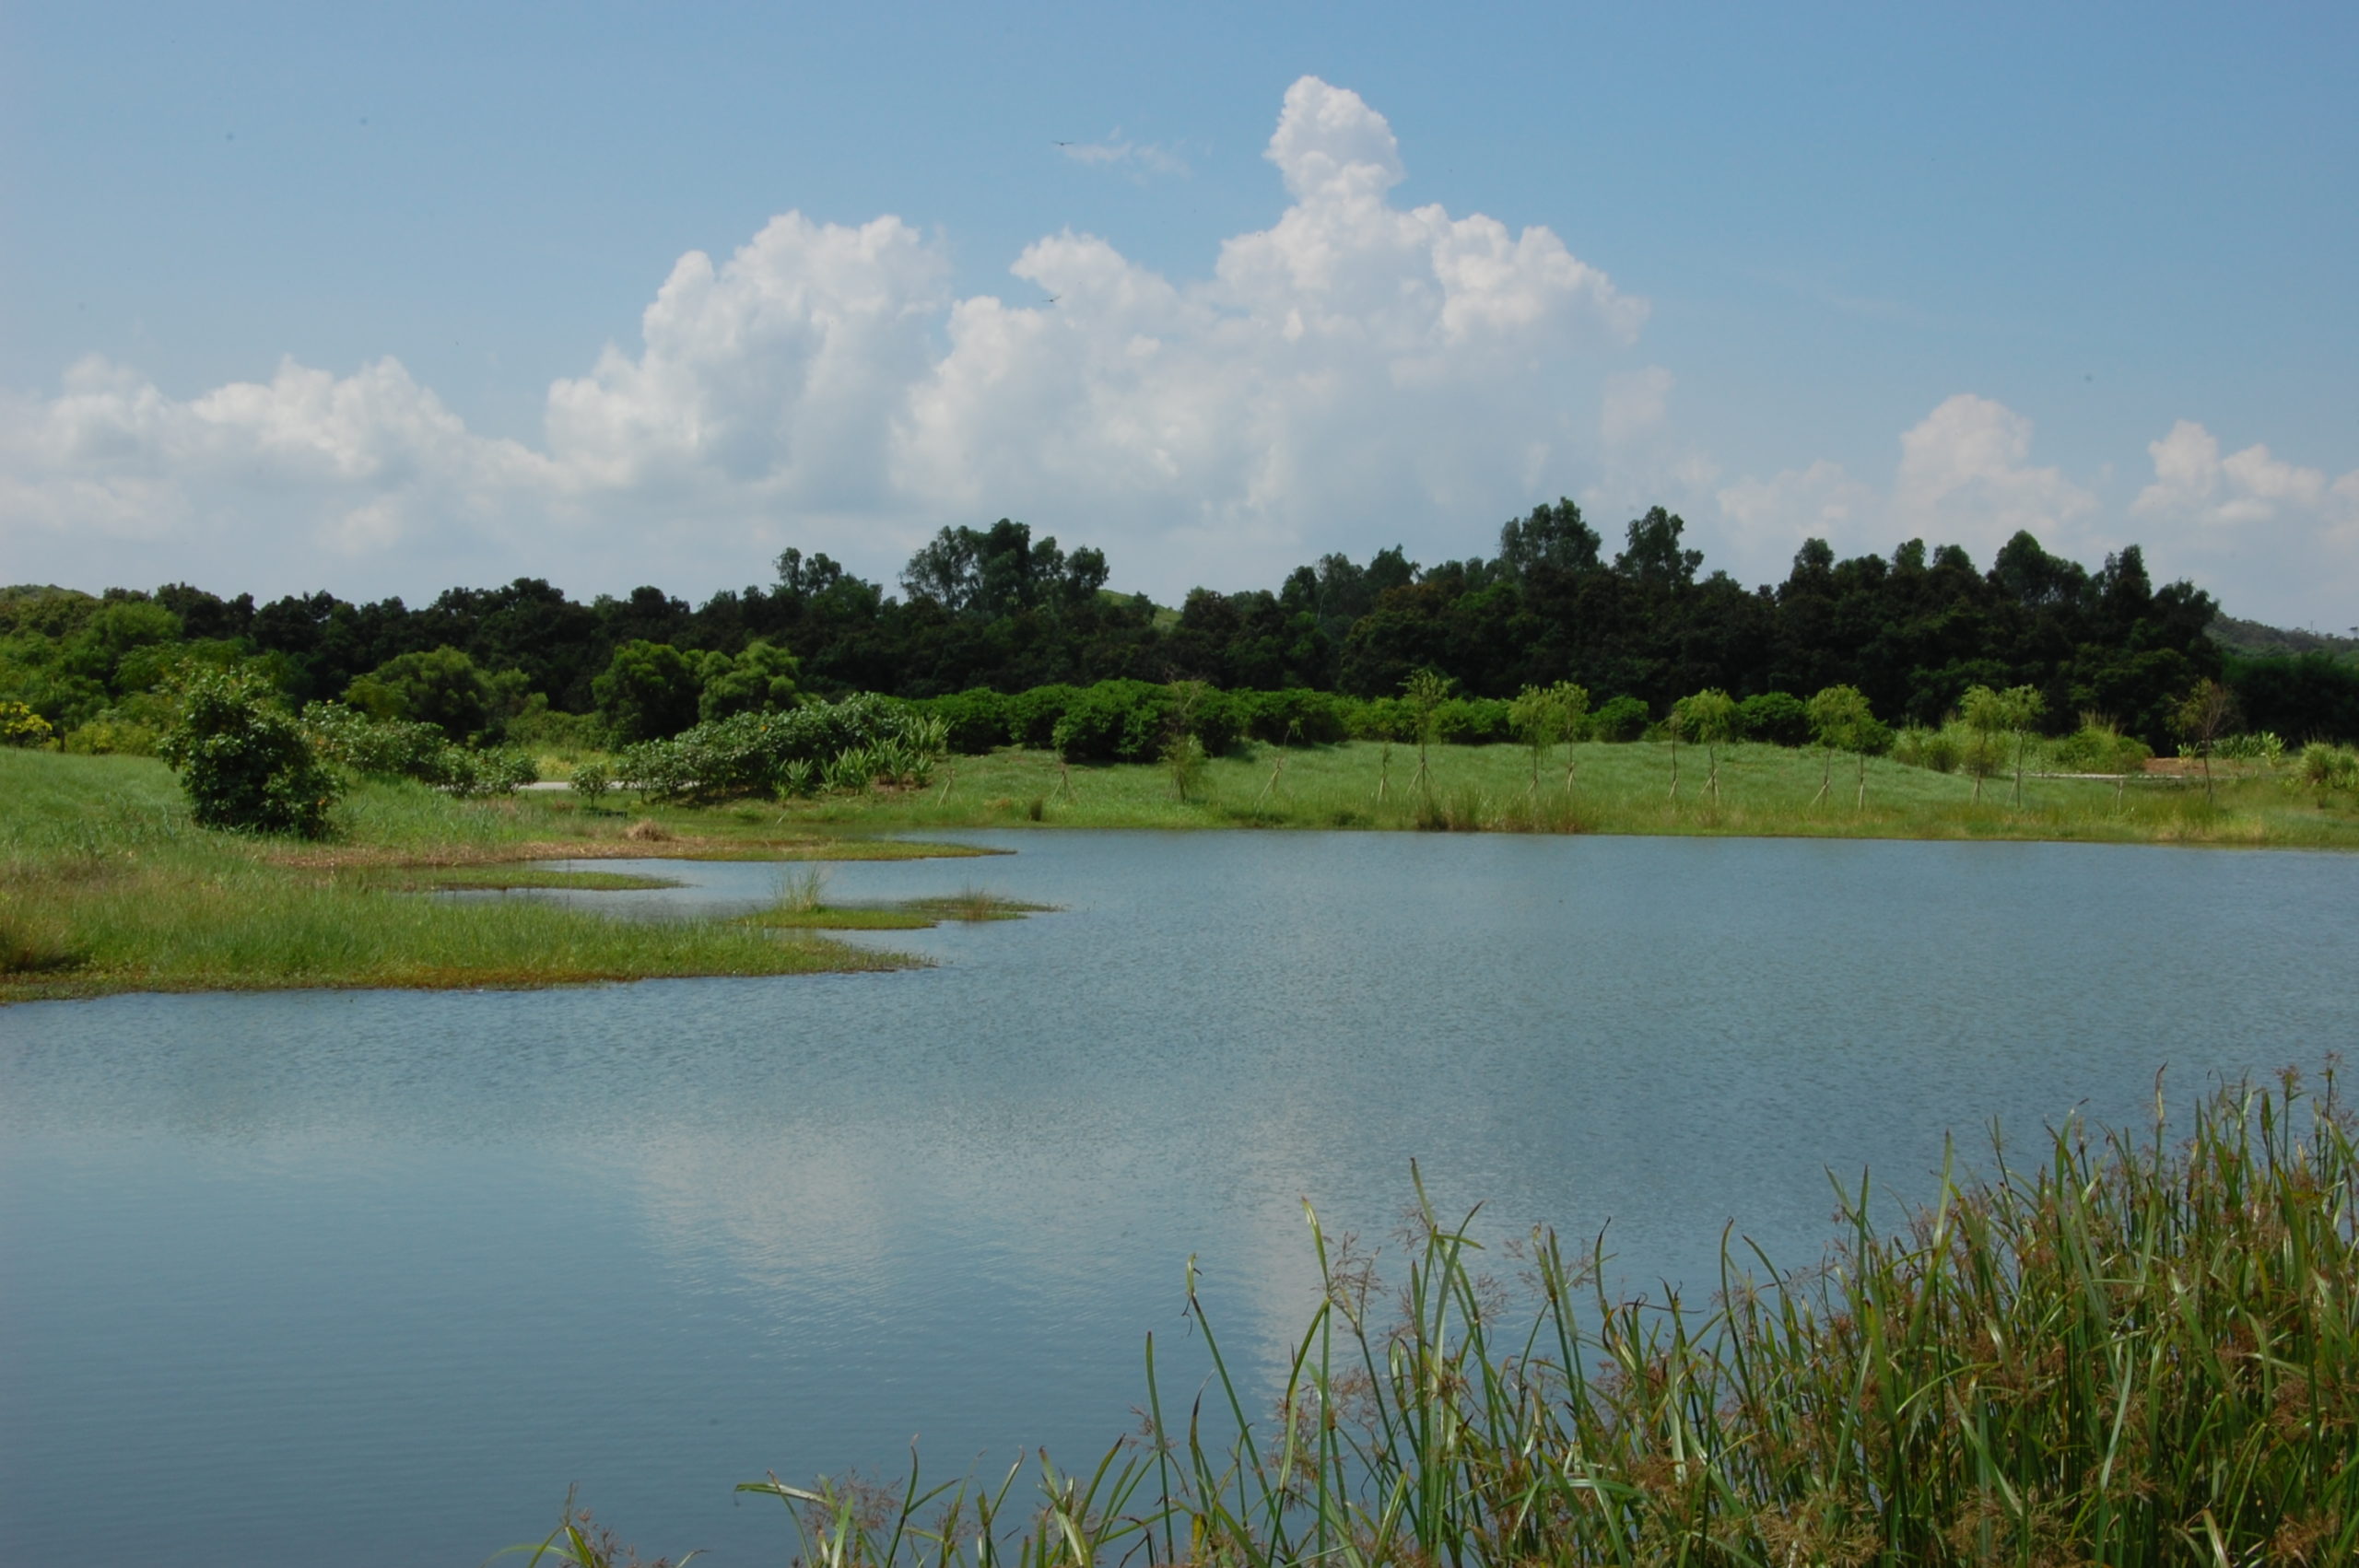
xmin=3 ymin=1 xmax=2354 ymax=627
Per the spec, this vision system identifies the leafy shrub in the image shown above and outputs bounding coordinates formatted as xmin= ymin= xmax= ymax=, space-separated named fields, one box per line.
xmin=1230 ymin=687 xmax=1352 ymax=744
xmin=1003 ymin=685 xmax=1084 ymax=748
xmin=302 ymin=702 xmax=536 ymax=795
xmin=917 ymin=688 xmax=1014 ymax=754
xmin=1893 ymin=724 xmax=1965 ymax=773
xmin=1050 ymin=681 xmax=1241 ymax=763
xmin=1431 ymin=697 xmax=1513 ymax=745
xmin=1051 ymin=681 xmax=1168 ymax=762
xmin=2296 ymin=742 xmax=2358 ymax=792
xmin=2052 ymin=721 xmax=2154 ymax=774
xmin=502 ymin=698 xmax=604 ymax=754
xmin=0 ymin=699 xmax=53 ymax=748
xmin=1590 ymin=694 xmax=1649 ymax=743
xmin=305 ymin=703 xmax=450 ymax=778
xmin=823 ymin=747 xmax=874 ymax=793
xmin=160 ymin=670 xmax=341 ymax=837
xmin=570 ymin=759 xmax=613 ymax=808
xmin=1736 ymin=690 xmax=1809 ymax=747
xmin=2214 ymin=731 xmax=2286 ymax=765
xmin=1345 ymin=696 xmax=1413 ymax=742
xmin=438 ymin=747 xmax=539 ymax=797
xmin=62 ymin=711 xmax=163 ymax=755
xmin=614 ymin=692 xmax=935 ymax=802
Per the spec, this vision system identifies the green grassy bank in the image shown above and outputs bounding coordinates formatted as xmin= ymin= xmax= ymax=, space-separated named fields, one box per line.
xmin=8 ymin=734 xmax=2352 ymax=1000
xmin=0 ymin=749 xmax=992 ymax=1003
xmin=532 ymin=1071 xmax=2359 ymax=1568
xmin=787 ymin=738 xmax=2359 ymax=848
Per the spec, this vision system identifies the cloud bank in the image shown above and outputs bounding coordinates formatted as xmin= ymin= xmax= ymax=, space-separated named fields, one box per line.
xmin=2 ymin=77 xmax=1643 ymax=602
xmin=1713 ymin=400 xmax=2358 ymax=626
xmin=2 ymin=75 xmax=2353 ymax=626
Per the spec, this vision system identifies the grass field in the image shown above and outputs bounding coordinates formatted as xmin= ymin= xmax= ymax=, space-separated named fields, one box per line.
xmin=786 ymin=738 xmax=2359 ymax=848
xmin=0 ymin=749 xmax=976 ymax=1003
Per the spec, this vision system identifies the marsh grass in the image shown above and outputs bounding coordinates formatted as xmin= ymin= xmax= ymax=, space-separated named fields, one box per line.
xmin=740 ymin=880 xmax=1055 ymax=931
xmin=365 ymin=866 xmax=687 ymax=892
xmin=728 ymin=1069 xmax=2359 ymax=1568
xmin=0 ymin=749 xmax=922 ymax=1001
xmin=778 ymin=864 xmax=832 ymax=913
xmin=908 ymin=885 xmax=1058 ymax=922
xmin=0 ymin=848 xmax=915 ymax=1001
xmin=782 ymin=740 xmax=2359 ymax=849
xmin=742 ymin=907 xmax=942 ymax=930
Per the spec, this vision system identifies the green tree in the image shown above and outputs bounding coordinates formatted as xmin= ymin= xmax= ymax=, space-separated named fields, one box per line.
xmin=1511 ymin=681 xmax=1590 ymax=798
xmin=1163 ymin=679 xmax=1212 ymax=802
xmin=158 ymin=669 xmax=340 ymax=837
xmin=2173 ymin=678 xmax=2237 ymax=805
xmin=698 ymin=639 xmax=802 ymax=722
xmin=1806 ymin=685 xmax=1885 ymax=811
xmin=1509 ymin=684 xmax=1556 ymax=798
xmin=1673 ymin=688 xmax=1739 ymax=805
xmin=593 ymin=641 xmax=702 ymax=743
xmin=1402 ymin=669 xmax=1452 ymax=803
xmin=346 ymin=646 xmax=495 ymax=742
xmin=1551 ymin=683 xmax=1590 ymax=795
xmin=1958 ymin=685 xmax=2008 ymax=804
xmin=2000 ymin=685 xmax=2046 ymax=807
xmin=569 ymin=758 xmax=613 ymax=811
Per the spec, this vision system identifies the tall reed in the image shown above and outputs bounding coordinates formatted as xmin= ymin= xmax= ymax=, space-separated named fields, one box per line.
xmin=730 ymin=1069 xmax=2358 ymax=1568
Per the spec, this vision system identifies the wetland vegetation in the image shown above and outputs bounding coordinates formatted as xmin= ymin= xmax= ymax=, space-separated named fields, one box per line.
xmin=539 ymin=1070 xmax=2359 ymax=1568
xmin=0 ymin=746 xmax=994 ymax=1002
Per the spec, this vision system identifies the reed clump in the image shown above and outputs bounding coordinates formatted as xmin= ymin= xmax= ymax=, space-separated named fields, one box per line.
xmin=734 ymin=1070 xmax=2359 ymax=1568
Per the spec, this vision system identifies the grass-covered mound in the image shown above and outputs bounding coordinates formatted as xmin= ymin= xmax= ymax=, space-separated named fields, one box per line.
xmin=607 ymin=1070 xmax=2353 ymax=1568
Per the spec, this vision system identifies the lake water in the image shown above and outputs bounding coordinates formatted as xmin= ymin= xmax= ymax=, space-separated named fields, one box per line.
xmin=3 ymin=831 xmax=2353 ymax=1565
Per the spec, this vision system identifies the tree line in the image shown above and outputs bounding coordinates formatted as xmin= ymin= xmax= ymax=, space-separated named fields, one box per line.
xmin=5 ymin=501 xmax=2355 ymax=749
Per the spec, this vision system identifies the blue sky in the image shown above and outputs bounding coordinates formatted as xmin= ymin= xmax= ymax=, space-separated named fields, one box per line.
xmin=5 ymin=2 xmax=2354 ymax=626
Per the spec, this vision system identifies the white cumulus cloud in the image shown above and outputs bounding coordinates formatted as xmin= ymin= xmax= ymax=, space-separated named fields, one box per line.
xmin=2133 ymin=419 xmax=2335 ymax=526
xmin=1709 ymin=393 xmax=2093 ymax=578
xmin=0 ymin=76 xmax=1646 ymax=602
xmin=1708 ymin=402 xmax=2358 ymax=624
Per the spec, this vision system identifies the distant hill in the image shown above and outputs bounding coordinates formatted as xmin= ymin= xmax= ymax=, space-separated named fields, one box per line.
xmin=2210 ymin=614 xmax=2359 ymax=665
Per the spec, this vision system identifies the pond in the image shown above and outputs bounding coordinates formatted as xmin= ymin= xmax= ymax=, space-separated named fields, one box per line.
xmin=3 ymin=831 xmax=2353 ymax=1565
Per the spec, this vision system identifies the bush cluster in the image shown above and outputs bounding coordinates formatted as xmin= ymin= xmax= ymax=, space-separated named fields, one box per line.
xmin=910 ymin=683 xmax=1534 ymax=758
xmin=302 ymin=703 xmax=538 ymax=796
xmin=614 ymin=693 xmax=941 ymax=801
xmin=902 ymin=680 xmax=1919 ymax=756
xmin=2297 ymin=741 xmax=2359 ymax=792
xmin=2051 ymin=721 xmax=2156 ymax=773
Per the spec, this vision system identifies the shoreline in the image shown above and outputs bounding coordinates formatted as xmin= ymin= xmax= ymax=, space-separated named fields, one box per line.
xmin=6 ymin=743 xmax=2353 ymax=1004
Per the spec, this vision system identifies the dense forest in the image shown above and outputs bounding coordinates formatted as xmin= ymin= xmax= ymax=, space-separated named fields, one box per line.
xmin=5 ymin=502 xmax=2356 ymax=749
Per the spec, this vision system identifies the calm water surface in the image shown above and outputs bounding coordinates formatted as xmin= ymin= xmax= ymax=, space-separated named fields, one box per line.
xmin=3 ymin=831 xmax=2353 ymax=1565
